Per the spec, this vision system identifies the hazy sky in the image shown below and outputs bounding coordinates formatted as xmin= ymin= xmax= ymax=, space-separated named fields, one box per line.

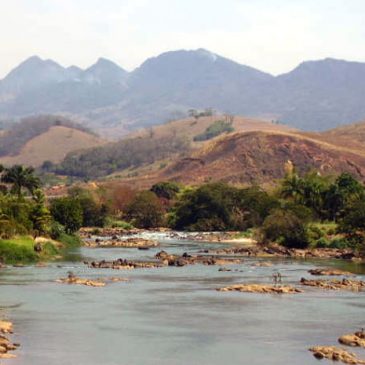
xmin=1 ymin=0 xmax=365 ymax=78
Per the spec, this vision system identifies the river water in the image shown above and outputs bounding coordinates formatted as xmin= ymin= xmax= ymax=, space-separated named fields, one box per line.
xmin=1 ymin=234 xmax=365 ymax=365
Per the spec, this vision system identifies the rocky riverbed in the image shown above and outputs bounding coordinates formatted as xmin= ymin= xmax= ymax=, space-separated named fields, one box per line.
xmin=202 ymin=243 xmax=362 ymax=261
xmin=56 ymin=274 xmax=129 ymax=287
xmin=84 ymin=237 xmax=159 ymax=249
xmin=1 ymin=232 xmax=364 ymax=365
xmin=300 ymin=278 xmax=365 ymax=291
xmin=309 ymin=346 xmax=365 ymax=364
xmin=217 ymin=284 xmax=303 ymax=294
xmin=339 ymin=331 xmax=365 ymax=348
xmin=0 ymin=320 xmax=19 ymax=360
xmin=308 ymin=268 xmax=354 ymax=276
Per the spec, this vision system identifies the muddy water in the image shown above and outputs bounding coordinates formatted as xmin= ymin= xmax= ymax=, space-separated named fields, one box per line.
xmin=0 ymin=235 xmax=364 ymax=365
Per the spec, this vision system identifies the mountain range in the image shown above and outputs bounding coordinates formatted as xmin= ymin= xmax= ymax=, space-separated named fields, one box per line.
xmin=1 ymin=49 xmax=365 ymax=136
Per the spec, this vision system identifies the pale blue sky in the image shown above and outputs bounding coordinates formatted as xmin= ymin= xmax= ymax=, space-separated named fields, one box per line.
xmin=1 ymin=0 xmax=365 ymax=77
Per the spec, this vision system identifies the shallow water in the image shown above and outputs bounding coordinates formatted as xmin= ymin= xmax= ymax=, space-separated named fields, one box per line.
xmin=1 ymin=236 xmax=365 ymax=365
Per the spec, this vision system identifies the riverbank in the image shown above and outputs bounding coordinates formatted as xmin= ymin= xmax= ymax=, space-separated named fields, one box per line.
xmin=0 ymin=233 xmax=80 ymax=265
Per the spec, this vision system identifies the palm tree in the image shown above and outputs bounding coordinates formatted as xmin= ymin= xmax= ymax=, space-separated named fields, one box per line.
xmin=1 ymin=165 xmax=41 ymax=197
xmin=280 ymin=173 xmax=304 ymax=203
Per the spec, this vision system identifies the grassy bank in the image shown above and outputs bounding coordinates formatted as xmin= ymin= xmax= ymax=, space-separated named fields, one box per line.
xmin=0 ymin=234 xmax=81 ymax=264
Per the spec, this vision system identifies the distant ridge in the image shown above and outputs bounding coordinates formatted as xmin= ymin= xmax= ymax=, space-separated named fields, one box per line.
xmin=0 ymin=115 xmax=104 ymax=166
xmin=1 ymin=50 xmax=365 ymax=135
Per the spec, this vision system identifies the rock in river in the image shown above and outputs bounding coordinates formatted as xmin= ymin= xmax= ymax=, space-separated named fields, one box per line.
xmin=217 ymin=284 xmax=303 ymax=294
xmin=339 ymin=331 xmax=365 ymax=348
xmin=0 ymin=321 xmax=19 ymax=359
xmin=308 ymin=268 xmax=354 ymax=276
xmin=300 ymin=278 xmax=365 ymax=291
xmin=56 ymin=274 xmax=129 ymax=287
xmin=309 ymin=346 xmax=365 ymax=364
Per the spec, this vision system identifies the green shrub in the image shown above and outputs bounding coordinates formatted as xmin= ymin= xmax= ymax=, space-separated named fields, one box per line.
xmin=314 ymin=237 xmax=330 ymax=248
xmin=57 ymin=233 xmax=81 ymax=247
xmin=328 ymin=238 xmax=351 ymax=249
xmin=40 ymin=241 xmax=59 ymax=260
xmin=50 ymin=197 xmax=83 ymax=234
xmin=233 ymin=229 xmax=255 ymax=239
xmin=171 ymin=183 xmax=278 ymax=231
xmin=262 ymin=209 xmax=309 ymax=249
xmin=125 ymin=191 xmax=164 ymax=228
xmin=193 ymin=120 xmax=234 ymax=141
xmin=105 ymin=218 xmax=134 ymax=230
xmin=49 ymin=221 xmax=66 ymax=240
xmin=150 ymin=181 xmax=180 ymax=200
xmin=0 ymin=236 xmax=37 ymax=264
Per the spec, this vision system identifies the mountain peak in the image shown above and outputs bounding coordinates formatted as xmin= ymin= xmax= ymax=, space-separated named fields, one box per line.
xmin=87 ymin=57 xmax=125 ymax=72
xmin=1 ymin=55 xmax=66 ymax=93
xmin=83 ymin=58 xmax=127 ymax=85
xmin=195 ymin=48 xmax=218 ymax=61
xmin=8 ymin=55 xmax=61 ymax=74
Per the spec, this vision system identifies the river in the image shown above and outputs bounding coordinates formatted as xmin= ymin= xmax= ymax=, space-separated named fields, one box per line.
xmin=1 ymin=233 xmax=365 ymax=365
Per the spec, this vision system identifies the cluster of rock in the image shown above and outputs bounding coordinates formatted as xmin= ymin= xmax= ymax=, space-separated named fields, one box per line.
xmin=310 ymin=346 xmax=365 ymax=364
xmin=218 ymin=267 xmax=244 ymax=272
xmin=310 ymin=330 xmax=365 ymax=364
xmin=217 ymin=284 xmax=303 ymax=294
xmin=308 ymin=268 xmax=354 ymax=276
xmin=84 ymin=237 xmax=159 ymax=249
xmin=86 ymin=251 xmax=243 ymax=271
xmin=0 ymin=320 xmax=19 ymax=360
xmin=56 ymin=274 xmax=129 ymax=287
xmin=203 ymin=243 xmax=359 ymax=260
xmin=155 ymin=251 xmax=242 ymax=267
xmin=339 ymin=331 xmax=365 ymax=348
xmin=79 ymin=227 xmax=143 ymax=238
xmin=300 ymin=278 xmax=365 ymax=291
xmin=87 ymin=259 xmax=163 ymax=270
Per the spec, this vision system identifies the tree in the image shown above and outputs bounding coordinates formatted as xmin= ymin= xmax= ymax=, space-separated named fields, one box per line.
xmin=339 ymin=200 xmax=365 ymax=233
xmin=125 ymin=191 xmax=164 ymax=228
xmin=188 ymin=109 xmax=198 ymax=119
xmin=68 ymin=187 xmax=108 ymax=227
xmin=171 ymin=183 xmax=279 ymax=231
xmin=1 ymin=165 xmax=41 ymax=197
xmin=323 ymin=173 xmax=364 ymax=220
xmin=150 ymin=181 xmax=180 ymax=200
xmin=262 ymin=209 xmax=309 ymax=249
xmin=338 ymin=200 xmax=365 ymax=253
xmin=31 ymin=189 xmax=51 ymax=237
xmin=172 ymin=183 xmax=238 ymax=231
xmin=280 ymin=172 xmax=304 ymax=202
xmin=41 ymin=160 xmax=54 ymax=172
xmin=50 ymin=197 xmax=83 ymax=234
xmin=280 ymin=171 xmax=331 ymax=218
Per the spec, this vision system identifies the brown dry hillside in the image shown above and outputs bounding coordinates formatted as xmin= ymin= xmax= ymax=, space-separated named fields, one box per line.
xmin=304 ymin=120 xmax=365 ymax=156
xmin=131 ymin=115 xmax=294 ymax=141
xmin=0 ymin=126 xmax=105 ymax=166
xmin=135 ymin=130 xmax=365 ymax=186
xmin=102 ymin=118 xmax=365 ymax=188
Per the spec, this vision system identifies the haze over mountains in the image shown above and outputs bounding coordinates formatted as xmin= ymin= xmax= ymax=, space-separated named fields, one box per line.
xmin=1 ymin=49 xmax=365 ymax=135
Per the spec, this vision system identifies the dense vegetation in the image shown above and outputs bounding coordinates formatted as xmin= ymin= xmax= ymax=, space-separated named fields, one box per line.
xmin=0 ymin=115 xmax=94 ymax=157
xmin=193 ymin=119 xmax=234 ymax=141
xmin=2 ymin=161 xmax=365 ymax=262
xmin=0 ymin=164 xmax=96 ymax=263
xmin=117 ymin=171 xmax=365 ymax=254
xmin=53 ymin=135 xmax=190 ymax=178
